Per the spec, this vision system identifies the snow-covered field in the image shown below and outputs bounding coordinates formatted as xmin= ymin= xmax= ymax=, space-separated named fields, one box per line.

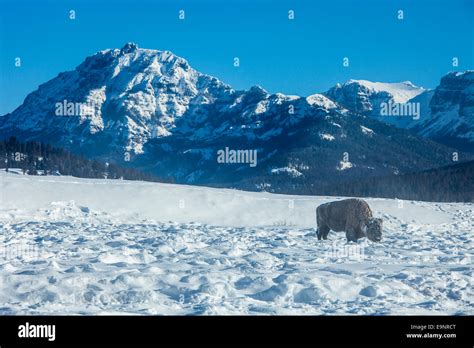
xmin=0 ymin=172 xmax=472 ymax=315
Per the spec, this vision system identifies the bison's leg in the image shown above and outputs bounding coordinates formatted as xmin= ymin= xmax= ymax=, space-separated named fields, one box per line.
xmin=317 ymin=224 xmax=330 ymax=240
xmin=345 ymin=228 xmax=357 ymax=243
xmin=355 ymin=222 xmax=366 ymax=240
xmin=316 ymin=208 xmax=329 ymax=240
xmin=322 ymin=226 xmax=330 ymax=240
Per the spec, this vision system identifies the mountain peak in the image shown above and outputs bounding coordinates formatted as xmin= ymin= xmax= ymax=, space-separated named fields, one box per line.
xmin=334 ymin=79 xmax=424 ymax=104
xmin=401 ymin=80 xmax=416 ymax=87
xmin=346 ymin=79 xmax=420 ymax=89
xmin=443 ymin=70 xmax=474 ymax=81
xmin=120 ymin=42 xmax=139 ymax=54
xmin=249 ymin=85 xmax=268 ymax=95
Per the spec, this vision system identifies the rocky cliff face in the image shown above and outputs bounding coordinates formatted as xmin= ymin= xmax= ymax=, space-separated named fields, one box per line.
xmin=325 ymin=79 xmax=425 ymax=116
xmin=412 ymin=71 xmax=474 ymax=152
xmin=324 ymin=72 xmax=474 ymax=152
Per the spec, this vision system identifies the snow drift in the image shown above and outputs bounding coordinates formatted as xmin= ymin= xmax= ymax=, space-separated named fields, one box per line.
xmin=0 ymin=172 xmax=472 ymax=314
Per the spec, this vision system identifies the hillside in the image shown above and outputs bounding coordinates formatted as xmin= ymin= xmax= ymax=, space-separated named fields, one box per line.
xmin=0 ymin=137 xmax=163 ymax=182
xmin=319 ymin=160 xmax=474 ymax=202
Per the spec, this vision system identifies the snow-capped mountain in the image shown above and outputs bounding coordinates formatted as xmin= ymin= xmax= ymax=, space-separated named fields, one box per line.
xmin=325 ymin=72 xmax=474 ymax=152
xmin=325 ymin=79 xmax=425 ymax=116
xmin=409 ymin=71 xmax=474 ymax=152
xmin=0 ymin=42 xmax=237 ymax=156
xmin=0 ymin=43 xmax=467 ymax=192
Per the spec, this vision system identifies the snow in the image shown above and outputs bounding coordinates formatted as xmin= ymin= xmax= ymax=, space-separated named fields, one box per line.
xmin=410 ymin=71 xmax=474 ymax=143
xmin=182 ymin=148 xmax=214 ymax=160
xmin=320 ymin=133 xmax=335 ymax=141
xmin=417 ymin=106 xmax=462 ymax=136
xmin=273 ymin=93 xmax=299 ymax=103
xmin=453 ymin=70 xmax=474 ymax=78
xmin=254 ymin=100 xmax=269 ymax=114
xmin=271 ymin=166 xmax=303 ymax=177
xmin=3 ymin=168 xmax=24 ymax=175
xmin=306 ymin=94 xmax=338 ymax=109
xmin=0 ymin=172 xmax=472 ymax=315
xmin=337 ymin=161 xmax=353 ymax=171
xmin=337 ymin=72 xmax=474 ymax=145
xmin=360 ymin=125 xmax=374 ymax=136
xmin=347 ymin=79 xmax=425 ymax=103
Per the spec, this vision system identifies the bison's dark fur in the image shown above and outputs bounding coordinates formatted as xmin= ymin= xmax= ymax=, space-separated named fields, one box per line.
xmin=316 ymin=198 xmax=383 ymax=242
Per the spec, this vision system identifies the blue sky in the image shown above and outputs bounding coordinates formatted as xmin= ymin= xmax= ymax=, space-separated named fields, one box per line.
xmin=0 ymin=0 xmax=473 ymax=114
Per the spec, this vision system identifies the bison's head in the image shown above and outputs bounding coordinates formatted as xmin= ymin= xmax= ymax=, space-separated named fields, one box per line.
xmin=366 ymin=218 xmax=383 ymax=242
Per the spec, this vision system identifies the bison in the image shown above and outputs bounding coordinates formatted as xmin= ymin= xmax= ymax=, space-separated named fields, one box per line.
xmin=316 ymin=198 xmax=383 ymax=242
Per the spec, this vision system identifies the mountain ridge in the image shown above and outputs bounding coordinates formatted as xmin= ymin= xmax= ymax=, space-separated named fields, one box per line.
xmin=0 ymin=43 xmax=471 ymax=193
xmin=325 ymin=71 xmax=474 ymax=152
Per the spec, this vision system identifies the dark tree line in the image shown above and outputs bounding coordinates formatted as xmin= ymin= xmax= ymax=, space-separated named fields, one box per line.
xmin=226 ymin=160 xmax=474 ymax=202
xmin=1 ymin=136 xmax=471 ymax=202
xmin=0 ymin=137 xmax=163 ymax=182
xmin=261 ymin=160 xmax=474 ymax=202
xmin=324 ymin=160 xmax=474 ymax=202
